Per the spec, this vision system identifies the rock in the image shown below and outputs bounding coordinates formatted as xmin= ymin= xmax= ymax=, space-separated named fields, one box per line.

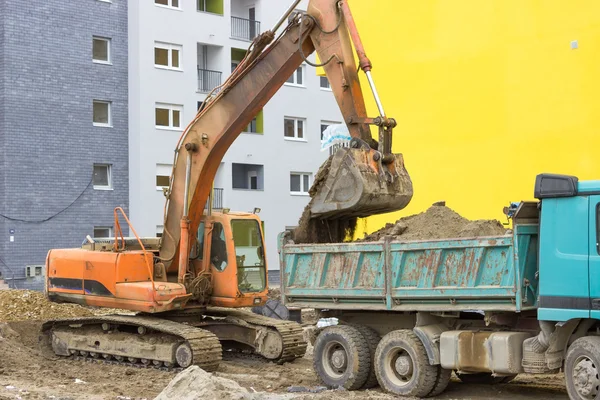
xmin=154 ymin=366 xmax=254 ymax=400
xmin=390 ymin=221 xmax=408 ymax=236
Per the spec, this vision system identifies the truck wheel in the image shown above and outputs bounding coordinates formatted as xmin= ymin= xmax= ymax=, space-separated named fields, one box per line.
xmin=374 ymin=329 xmax=437 ymax=397
xmin=350 ymin=324 xmax=381 ymax=389
xmin=312 ymin=325 xmax=370 ymax=390
xmin=565 ymin=336 xmax=600 ymax=400
xmin=456 ymin=372 xmax=517 ymax=384
xmin=428 ymin=366 xmax=452 ymax=396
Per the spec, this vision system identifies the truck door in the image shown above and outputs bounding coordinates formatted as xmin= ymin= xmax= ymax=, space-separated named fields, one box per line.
xmin=538 ymin=196 xmax=590 ymax=320
xmin=589 ymin=196 xmax=600 ymax=319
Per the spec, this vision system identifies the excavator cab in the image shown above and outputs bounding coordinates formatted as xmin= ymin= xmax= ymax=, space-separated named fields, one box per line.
xmin=195 ymin=212 xmax=268 ymax=308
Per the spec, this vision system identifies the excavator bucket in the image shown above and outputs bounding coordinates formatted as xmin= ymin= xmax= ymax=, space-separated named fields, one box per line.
xmin=309 ymin=147 xmax=413 ymax=220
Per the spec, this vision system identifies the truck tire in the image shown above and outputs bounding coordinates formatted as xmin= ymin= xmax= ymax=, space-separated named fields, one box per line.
xmin=456 ymin=372 xmax=517 ymax=384
xmin=350 ymin=324 xmax=381 ymax=389
xmin=565 ymin=336 xmax=600 ymax=400
xmin=428 ymin=366 xmax=452 ymax=396
xmin=374 ymin=329 xmax=438 ymax=397
xmin=312 ymin=325 xmax=370 ymax=390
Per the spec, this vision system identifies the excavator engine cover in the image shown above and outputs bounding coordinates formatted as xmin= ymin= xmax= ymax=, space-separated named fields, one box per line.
xmin=310 ymin=145 xmax=413 ymax=219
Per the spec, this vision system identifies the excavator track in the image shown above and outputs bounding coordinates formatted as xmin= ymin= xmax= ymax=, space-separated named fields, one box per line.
xmin=203 ymin=307 xmax=307 ymax=363
xmin=40 ymin=315 xmax=222 ymax=372
xmin=160 ymin=307 xmax=307 ymax=363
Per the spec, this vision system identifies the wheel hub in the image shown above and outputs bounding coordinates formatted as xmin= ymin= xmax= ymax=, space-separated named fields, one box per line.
xmin=395 ymin=355 xmax=413 ymax=376
xmin=331 ymin=349 xmax=347 ymax=370
xmin=572 ymin=357 xmax=600 ymax=399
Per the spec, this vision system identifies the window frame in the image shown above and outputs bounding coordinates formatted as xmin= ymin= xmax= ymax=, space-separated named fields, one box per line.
xmin=93 ymin=226 xmax=113 ymax=238
xmin=284 ymin=65 xmax=306 ymax=87
xmin=93 ymin=164 xmax=113 ymax=190
xmin=154 ymin=42 xmax=183 ymax=71
xmin=155 ymin=0 xmax=181 ymax=10
xmin=92 ymin=100 xmax=112 ymax=127
xmin=320 ymin=120 xmax=342 ymax=140
xmin=156 ymin=164 xmax=173 ymax=191
xmin=155 ymin=103 xmax=183 ymax=130
xmin=284 ymin=117 xmax=306 ymax=141
xmin=320 ymin=76 xmax=331 ymax=91
xmin=92 ymin=36 xmax=111 ymax=65
xmin=290 ymin=172 xmax=312 ymax=196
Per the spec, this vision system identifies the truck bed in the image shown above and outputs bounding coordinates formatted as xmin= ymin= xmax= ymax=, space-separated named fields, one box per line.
xmin=278 ymin=223 xmax=538 ymax=312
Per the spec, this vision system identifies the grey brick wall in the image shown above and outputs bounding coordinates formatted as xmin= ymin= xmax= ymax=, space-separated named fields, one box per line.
xmin=0 ymin=0 xmax=129 ymax=290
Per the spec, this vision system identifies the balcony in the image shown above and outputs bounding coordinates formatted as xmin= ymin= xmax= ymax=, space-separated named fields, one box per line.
xmin=231 ymin=16 xmax=260 ymax=41
xmin=205 ymin=187 xmax=224 ymax=210
xmin=197 ymin=68 xmax=222 ymax=93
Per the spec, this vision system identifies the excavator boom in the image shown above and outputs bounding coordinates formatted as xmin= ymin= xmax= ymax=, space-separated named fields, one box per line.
xmin=160 ymin=0 xmax=413 ymax=272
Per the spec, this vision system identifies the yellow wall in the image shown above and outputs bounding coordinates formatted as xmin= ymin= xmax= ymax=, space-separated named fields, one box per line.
xmin=341 ymin=0 xmax=600 ymax=237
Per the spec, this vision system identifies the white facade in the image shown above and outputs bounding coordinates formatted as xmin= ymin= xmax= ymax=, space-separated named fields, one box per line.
xmin=128 ymin=0 xmax=343 ymax=270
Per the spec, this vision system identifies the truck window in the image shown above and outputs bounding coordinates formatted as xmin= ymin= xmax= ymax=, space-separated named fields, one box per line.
xmin=210 ymin=223 xmax=228 ymax=271
xmin=597 ymin=204 xmax=600 ymax=255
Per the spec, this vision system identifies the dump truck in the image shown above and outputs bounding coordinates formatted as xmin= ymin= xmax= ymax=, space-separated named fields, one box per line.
xmin=279 ymin=173 xmax=600 ymax=400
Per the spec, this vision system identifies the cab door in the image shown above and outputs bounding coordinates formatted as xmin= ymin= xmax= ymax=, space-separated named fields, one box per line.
xmin=589 ymin=196 xmax=600 ymax=319
xmin=206 ymin=220 xmax=239 ymax=304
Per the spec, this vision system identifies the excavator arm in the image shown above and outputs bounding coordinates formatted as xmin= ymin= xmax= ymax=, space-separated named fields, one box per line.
xmin=159 ymin=0 xmax=413 ymax=274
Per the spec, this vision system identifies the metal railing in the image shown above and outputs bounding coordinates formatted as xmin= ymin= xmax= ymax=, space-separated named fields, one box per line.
xmin=329 ymin=142 xmax=350 ymax=156
xmin=231 ymin=16 xmax=261 ymax=41
xmin=205 ymin=188 xmax=224 ymax=210
xmin=197 ymin=68 xmax=222 ymax=93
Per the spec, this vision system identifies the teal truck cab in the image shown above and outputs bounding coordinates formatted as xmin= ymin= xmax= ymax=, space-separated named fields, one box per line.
xmin=278 ymin=173 xmax=600 ymax=400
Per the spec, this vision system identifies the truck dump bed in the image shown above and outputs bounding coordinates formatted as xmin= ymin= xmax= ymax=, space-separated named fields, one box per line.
xmin=279 ymin=204 xmax=539 ymax=312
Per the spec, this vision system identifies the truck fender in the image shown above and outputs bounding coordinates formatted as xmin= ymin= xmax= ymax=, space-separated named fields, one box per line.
xmin=413 ymin=324 xmax=448 ymax=365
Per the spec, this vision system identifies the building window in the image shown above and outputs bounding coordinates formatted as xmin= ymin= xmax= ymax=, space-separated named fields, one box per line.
xmin=156 ymin=225 xmax=164 ymax=238
xmin=320 ymin=76 xmax=331 ymax=90
xmin=155 ymin=42 xmax=182 ymax=70
xmin=93 ymin=100 xmax=111 ymax=126
xmin=320 ymin=120 xmax=341 ymax=140
xmin=25 ymin=265 xmax=44 ymax=278
xmin=243 ymin=110 xmax=263 ymax=134
xmin=232 ymin=163 xmax=263 ymax=190
xmin=284 ymin=117 xmax=305 ymax=140
xmin=285 ymin=65 xmax=305 ymax=86
xmin=155 ymin=103 xmax=182 ymax=129
xmin=290 ymin=173 xmax=311 ymax=195
xmin=92 ymin=37 xmax=111 ymax=64
xmin=156 ymin=164 xmax=172 ymax=190
xmin=155 ymin=0 xmax=180 ymax=9
xmin=197 ymin=0 xmax=224 ymax=15
xmin=93 ymin=164 xmax=112 ymax=190
xmin=93 ymin=226 xmax=112 ymax=238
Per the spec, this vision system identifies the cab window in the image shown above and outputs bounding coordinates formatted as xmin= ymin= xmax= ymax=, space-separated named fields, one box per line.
xmin=210 ymin=222 xmax=228 ymax=271
xmin=231 ymin=219 xmax=266 ymax=293
xmin=193 ymin=221 xmax=205 ymax=260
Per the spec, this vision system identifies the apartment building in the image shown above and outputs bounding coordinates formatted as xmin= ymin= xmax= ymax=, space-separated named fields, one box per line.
xmin=0 ymin=0 xmax=129 ymax=289
xmin=128 ymin=0 xmax=343 ymax=270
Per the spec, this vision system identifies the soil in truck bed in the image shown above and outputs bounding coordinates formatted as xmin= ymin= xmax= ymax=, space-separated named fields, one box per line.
xmin=357 ymin=202 xmax=509 ymax=242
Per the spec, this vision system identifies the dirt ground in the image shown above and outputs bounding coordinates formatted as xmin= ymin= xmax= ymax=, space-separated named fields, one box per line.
xmin=0 ymin=316 xmax=568 ymax=400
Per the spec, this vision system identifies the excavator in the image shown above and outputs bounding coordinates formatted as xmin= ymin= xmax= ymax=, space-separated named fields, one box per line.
xmin=41 ymin=0 xmax=413 ymax=372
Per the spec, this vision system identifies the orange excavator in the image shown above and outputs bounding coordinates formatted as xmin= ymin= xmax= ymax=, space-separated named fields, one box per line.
xmin=41 ymin=0 xmax=413 ymax=371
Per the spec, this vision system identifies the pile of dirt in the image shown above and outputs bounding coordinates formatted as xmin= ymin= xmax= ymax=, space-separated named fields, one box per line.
xmin=358 ymin=202 xmax=508 ymax=242
xmin=0 ymin=289 xmax=129 ymax=322
xmin=293 ymin=155 xmax=357 ymax=244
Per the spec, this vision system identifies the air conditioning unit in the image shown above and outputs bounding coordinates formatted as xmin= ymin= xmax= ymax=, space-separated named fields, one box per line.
xmin=25 ymin=265 xmax=44 ymax=278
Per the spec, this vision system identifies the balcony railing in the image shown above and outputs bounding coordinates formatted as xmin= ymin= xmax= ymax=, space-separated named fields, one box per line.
xmin=205 ymin=188 xmax=223 ymax=210
xmin=197 ymin=68 xmax=222 ymax=93
xmin=329 ymin=142 xmax=350 ymax=156
xmin=231 ymin=16 xmax=261 ymax=41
